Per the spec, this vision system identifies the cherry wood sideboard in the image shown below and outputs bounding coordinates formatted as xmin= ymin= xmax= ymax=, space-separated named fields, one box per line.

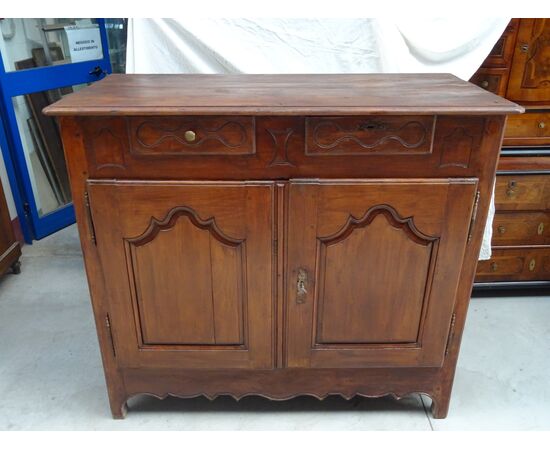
xmin=44 ymin=74 xmax=522 ymax=419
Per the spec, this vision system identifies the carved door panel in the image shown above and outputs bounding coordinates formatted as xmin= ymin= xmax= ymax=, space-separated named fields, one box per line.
xmin=88 ymin=180 xmax=274 ymax=369
xmin=285 ymin=179 xmax=478 ymax=368
xmin=507 ymin=19 xmax=550 ymax=103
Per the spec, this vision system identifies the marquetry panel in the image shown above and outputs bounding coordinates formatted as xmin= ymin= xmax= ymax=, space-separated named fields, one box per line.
xmin=503 ymin=112 xmax=550 ymax=147
xmin=491 ymin=211 xmax=550 ymax=247
xmin=476 ymin=248 xmax=550 ymax=282
xmin=495 ymin=174 xmax=550 ymax=211
xmin=305 ymin=116 xmax=434 ymax=155
xmin=507 ymin=18 xmax=550 ymax=103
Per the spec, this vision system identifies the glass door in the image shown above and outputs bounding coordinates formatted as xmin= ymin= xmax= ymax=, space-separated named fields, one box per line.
xmin=0 ymin=18 xmax=112 ymax=241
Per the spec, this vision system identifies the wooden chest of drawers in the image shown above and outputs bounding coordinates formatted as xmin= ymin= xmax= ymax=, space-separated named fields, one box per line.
xmin=44 ymin=74 xmax=521 ymax=419
xmin=471 ymin=18 xmax=550 ymax=289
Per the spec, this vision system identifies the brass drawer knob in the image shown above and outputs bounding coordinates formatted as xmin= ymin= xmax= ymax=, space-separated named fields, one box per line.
xmin=490 ymin=262 xmax=498 ymax=272
xmin=184 ymin=130 xmax=196 ymax=142
xmin=497 ymin=225 xmax=506 ymax=234
xmin=538 ymin=222 xmax=545 ymax=235
xmin=538 ymin=122 xmax=546 ymax=129
xmin=529 ymin=258 xmax=536 ymax=272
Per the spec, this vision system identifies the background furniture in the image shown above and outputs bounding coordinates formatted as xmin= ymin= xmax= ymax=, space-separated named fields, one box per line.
xmin=471 ymin=18 xmax=550 ymax=289
xmin=45 ymin=74 xmax=521 ymax=419
xmin=0 ymin=175 xmax=21 ymax=277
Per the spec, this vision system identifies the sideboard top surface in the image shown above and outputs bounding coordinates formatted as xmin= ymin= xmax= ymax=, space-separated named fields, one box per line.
xmin=44 ymin=73 xmax=523 ymax=117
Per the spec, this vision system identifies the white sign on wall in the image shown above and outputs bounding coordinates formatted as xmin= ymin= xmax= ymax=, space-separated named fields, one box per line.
xmin=64 ymin=25 xmax=103 ymax=63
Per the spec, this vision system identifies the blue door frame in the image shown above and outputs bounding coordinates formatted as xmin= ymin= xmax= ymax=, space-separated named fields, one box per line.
xmin=0 ymin=19 xmax=112 ymax=242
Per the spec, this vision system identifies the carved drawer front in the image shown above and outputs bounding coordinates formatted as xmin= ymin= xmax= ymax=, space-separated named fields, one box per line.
xmin=470 ymin=69 xmax=508 ymax=96
xmin=491 ymin=212 xmax=550 ymax=247
xmin=495 ymin=175 xmax=550 ymax=211
xmin=128 ymin=116 xmax=255 ymax=156
xmin=503 ymin=112 xmax=550 ymax=147
xmin=87 ymin=180 xmax=274 ymax=370
xmin=305 ymin=116 xmax=434 ymax=155
xmin=476 ymin=248 xmax=550 ymax=282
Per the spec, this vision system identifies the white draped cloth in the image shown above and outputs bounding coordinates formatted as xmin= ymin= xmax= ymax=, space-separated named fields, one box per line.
xmin=126 ymin=18 xmax=510 ymax=259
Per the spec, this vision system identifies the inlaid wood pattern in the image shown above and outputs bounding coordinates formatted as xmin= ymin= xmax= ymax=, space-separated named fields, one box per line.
xmin=315 ymin=205 xmax=438 ymax=345
xmin=306 ymin=116 xmax=434 ymax=155
xmin=476 ymin=248 xmax=550 ymax=281
xmin=129 ymin=116 xmax=255 ymax=156
xmin=506 ymin=18 xmax=550 ymax=102
xmin=126 ymin=206 xmax=246 ymax=346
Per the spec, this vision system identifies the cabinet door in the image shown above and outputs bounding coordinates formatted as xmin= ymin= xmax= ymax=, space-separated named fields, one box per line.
xmin=506 ymin=19 xmax=550 ymax=103
xmin=285 ymin=179 xmax=478 ymax=368
xmin=88 ymin=180 xmax=274 ymax=369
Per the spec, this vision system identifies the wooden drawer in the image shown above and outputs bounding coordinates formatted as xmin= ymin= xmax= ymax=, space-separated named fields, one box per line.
xmin=476 ymin=248 xmax=550 ymax=282
xmin=81 ymin=115 xmax=495 ymax=180
xmin=492 ymin=212 xmax=550 ymax=246
xmin=128 ymin=116 xmax=256 ymax=156
xmin=503 ymin=112 xmax=550 ymax=147
xmin=494 ymin=175 xmax=550 ymax=211
xmin=470 ymin=69 xmax=508 ymax=96
xmin=305 ymin=116 xmax=434 ymax=155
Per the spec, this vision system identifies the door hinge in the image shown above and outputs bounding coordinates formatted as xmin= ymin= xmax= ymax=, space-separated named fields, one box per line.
xmin=84 ymin=191 xmax=97 ymax=245
xmin=445 ymin=313 xmax=457 ymax=356
xmin=105 ymin=314 xmax=116 ymax=358
xmin=467 ymin=190 xmax=481 ymax=243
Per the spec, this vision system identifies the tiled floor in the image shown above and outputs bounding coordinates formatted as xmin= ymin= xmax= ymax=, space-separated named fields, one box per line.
xmin=0 ymin=225 xmax=548 ymax=430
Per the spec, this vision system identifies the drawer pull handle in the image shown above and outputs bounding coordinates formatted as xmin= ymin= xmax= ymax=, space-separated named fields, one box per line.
xmin=480 ymin=80 xmax=489 ymax=89
xmin=538 ymin=122 xmax=546 ymax=129
xmin=520 ymin=43 xmax=529 ymax=53
xmin=498 ymin=225 xmax=506 ymax=234
xmin=529 ymin=259 xmax=536 ymax=272
xmin=490 ymin=262 xmax=498 ymax=272
xmin=296 ymin=268 xmax=308 ymax=304
xmin=538 ymin=222 xmax=545 ymax=235
xmin=184 ymin=130 xmax=196 ymax=142
xmin=506 ymin=189 xmax=516 ymax=197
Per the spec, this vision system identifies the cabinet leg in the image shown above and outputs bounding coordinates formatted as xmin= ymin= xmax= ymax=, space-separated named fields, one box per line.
xmin=429 ymin=391 xmax=451 ymax=419
xmin=109 ymin=395 xmax=128 ymax=419
xmin=11 ymin=260 xmax=21 ymax=275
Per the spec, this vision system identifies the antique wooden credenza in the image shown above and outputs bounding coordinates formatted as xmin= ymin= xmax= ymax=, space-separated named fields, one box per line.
xmin=44 ymin=74 xmax=522 ymax=418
